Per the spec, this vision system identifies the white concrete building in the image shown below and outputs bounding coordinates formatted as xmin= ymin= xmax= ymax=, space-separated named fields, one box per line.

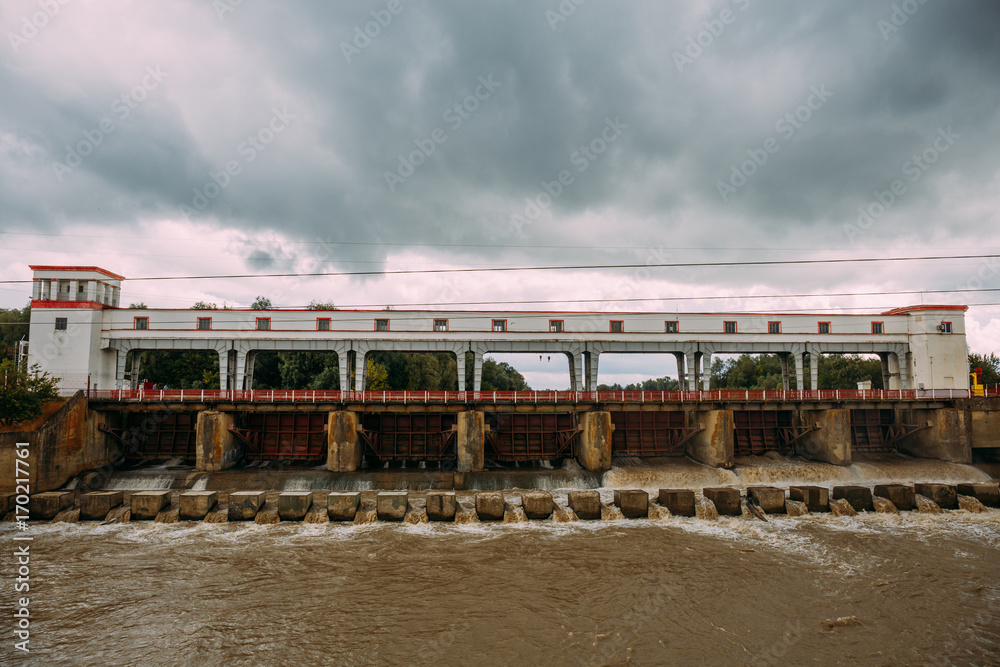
xmin=27 ymin=265 xmax=970 ymax=393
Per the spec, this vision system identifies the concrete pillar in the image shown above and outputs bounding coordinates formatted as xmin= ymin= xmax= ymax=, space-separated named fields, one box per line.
xmin=575 ymin=411 xmax=613 ymax=472
xmin=809 ymin=351 xmax=819 ymax=390
xmin=327 ymin=411 xmax=362 ymax=472
xmin=780 ymin=354 xmax=790 ymax=390
xmin=31 ymin=280 xmax=41 ymax=300
xmin=196 ymin=410 xmax=240 ymax=471
xmin=473 ymin=350 xmax=484 ymax=391
xmin=685 ymin=352 xmax=698 ymax=390
xmin=796 ymin=409 xmax=852 ymax=466
xmin=456 ymin=350 xmax=466 ymax=391
xmin=234 ymin=349 xmax=247 ymax=391
xmin=569 ymin=352 xmax=584 ymax=391
xmin=586 ymin=351 xmax=600 ymax=391
xmin=687 ymin=410 xmax=733 ymax=468
xmin=112 ymin=285 xmax=120 ymax=307
xmin=899 ymin=408 xmax=971 ymax=463
xmin=701 ymin=352 xmax=713 ymax=390
xmin=218 ymin=349 xmax=229 ymax=390
xmin=68 ymin=278 xmax=78 ymax=301
xmin=674 ymin=352 xmax=686 ymax=389
xmin=338 ymin=352 xmax=349 ymax=391
xmin=456 ymin=410 xmax=485 ymax=472
xmin=887 ymin=353 xmax=902 ymax=390
xmin=794 ymin=352 xmax=804 ymax=391
xmin=116 ymin=348 xmax=128 ymax=389
xmin=246 ymin=352 xmax=257 ymax=389
xmin=39 ymin=279 xmax=48 ymax=300
xmin=86 ymin=279 xmax=97 ymax=302
xmin=879 ymin=353 xmax=891 ymax=390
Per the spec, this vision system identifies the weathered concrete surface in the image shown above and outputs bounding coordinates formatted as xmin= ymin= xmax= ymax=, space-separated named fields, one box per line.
xmin=228 ymin=491 xmax=266 ymax=520
xmin=0 ymin=392 xmax=113 ymax=494
xmin=915 ymin=494 xmax=943 ymax=513
xmin=277 ymin=492 xmax=313 ymax=520
xmin=789 ymin=485 xmax=829 ymax=512
xmin=748 ymin=486 xmax=786 ymax=514
xmin=327 ymin=411 xmax=362 ymax=473
xmin=196 ymin=411 xmax=240 ymax=472
xmin=80 ymin=491 xmax=123 ymax=520
xmin=915 ymin=483 xmax=958 ymax=509
xmin=0 ymin=492 xmax=13 ymax=517
xmin=29 ymin=491 xmax=75 ymax=519
xmin=575 ymin=412 xmax=613 ymax=472
xmin=703 ymin=487 xmax=741 ymax=516
xmin=785 ymin=499 xmax=809 ymax=516
xmin=957 ymin=495 xmax=987 ymax=513
xmin=130 ymin=490 xmax=171 ymax=520
xmin=568 ymin=490 xmax=601 ymax=520
xmin=873 ymin=496 xmax=899 ymax=514
xmin=475 ymin=491 xmax=505 ymax=521
xmin=687 ymin=410 xmax=733 ymax=468
xmin=657 ymin=489 xmax=695 ymax=517
xmin=832 ymin=485 xmax=874 ymax=513
xmin=829 ymin=498 xmax=857 ymax=516
xmin=456 ymin=411 xmax=485 ymax=473
xmin=522 ymin=490 xmax=553 ymax=520
xmin=899 ymin=409 xmax=971 ymax=463
xmin=796 ymin=409 xmax=852 ymax=466
xmin=426 ymin=491 xmax=457 ymax=521
xmin=874 ymin=484 xmax=916 ymax=511
xmin=968 ymin=410 xmax=1000 ymax=448
xmin=179 ymin=491 xmax=217 ymax=520
xmin=615 ymin=489 xmax=648 ymax=518
xmin=956 ymin=482 xmax=1000 ymax=507
xmin=327 ymin=492 xmax=360 ymax=521
xmin=377 ymin=491 xmax=408 ymax=521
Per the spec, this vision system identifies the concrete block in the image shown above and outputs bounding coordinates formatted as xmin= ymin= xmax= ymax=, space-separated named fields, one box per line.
xmin=277 ymin=492 xmax=312 ymax=521
xmin=796 ymin=410 xmax=851 ymax=466
xmin=615 ymin=490 xmax=649 ymax=519
xmin=377 ymin=491 xmax=408 ymax=521
xmin=575 ymin=412 xmax=613 ymax=472
xmin=874 ymin=484 xmax=915 ymax=511
xmin=130 ymin=490 xmax=171 ymax=520
xmin=80 ymin=491 xmax=123 ymax=521
xmin=426 ymin=491 xmax=457 ymax=521
xmin=703 ymin=487 xmax=741 ymax=516
xmin=956 ymin=483 xmax=999 ymax=508
xmin=327 ymin=492 xmax=360 ymax=521
xmin=915 ymin=483 xmax=957 ymax=510
xmin=457 ymin=411 xmax=485 ymax=473
xmin=179 ymin=491 xmax=218 ymax=520
xmin=521 ymin=491 xmax=554 ymax=520
xmin=328 ymin=411 xmax=362 ymax=472
xmin=789 ymin=486 xmax=829 ymax=512
xmin=832 ymin=485 xmax=873 ymax=513
xmin=657 ymin=489 xmax=695 ymax=517
xmin=747 ymin=486 xmax=786 ymax=514
xmin=29 ymin=491 xmax=75 ymax=520
xmin=228 ymin=491 xmax=267 ymax=521
xmin=567 ymin=490 xmax=601 ymax=520
xmin=475 ymin=492 xmax=505 ymax=521
xmin=687 ymin=410 xmax=734 ymax=468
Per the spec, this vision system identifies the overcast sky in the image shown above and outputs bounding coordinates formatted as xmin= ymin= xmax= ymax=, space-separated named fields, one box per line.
xmin=2 ymin=0 xmax=999 ymax=388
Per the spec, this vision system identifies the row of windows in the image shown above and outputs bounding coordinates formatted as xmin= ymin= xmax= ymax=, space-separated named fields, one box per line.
xmin=119 ymin=316 xmax=951 ymax=334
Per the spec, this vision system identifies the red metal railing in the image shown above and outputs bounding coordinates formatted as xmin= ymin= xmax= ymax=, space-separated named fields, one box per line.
xmin=83 ymin=387 xmax=983 ymax=404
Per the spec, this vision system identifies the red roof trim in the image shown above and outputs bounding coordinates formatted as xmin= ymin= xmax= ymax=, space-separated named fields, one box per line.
xmin=29 ymin=265 xmax=125 ymax=280
xmin=31 ymin=299 xmax=111 ymax=310
xmin=880 ymin=305 xmax=969 ymax=315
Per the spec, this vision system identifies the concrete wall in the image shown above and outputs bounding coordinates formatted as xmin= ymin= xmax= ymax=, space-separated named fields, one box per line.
xmin=687 ymin=410 xmax=734 ymax=468
xmin=327 ymin=411 xmax=362 ymax=472
xmin=795 ymin=409 xmax=852 ymax=466
xmin=456 ymin=410 xmax=484 ymax=472
xmin=969 ymin=410 xmax=1000 ymax=449
xmin=195 ymin=411 xmax=240 ymax=471
xmin=575 ymin=411 xmax=613 ymax=472
xmin=899 ymin=408 xmax=971 ymax=464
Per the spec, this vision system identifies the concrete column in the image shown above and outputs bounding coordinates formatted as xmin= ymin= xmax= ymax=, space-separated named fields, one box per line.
xmin=196 ymin=411 xmax=240 ymax=471
xmin=701 ymin=352 xmax=713 ymax=390
xmin=86 ymin=279 xmax=97 ymax=302
xmin=354 ymin=350 xmax=366 ymax=390
xmin=687 ymin=410 xmax=733 ymax=468
xmin=810 ymin=351 xmax=819 ymax=390
xmin=32 ymin=280 xmax=41 ymax=300
xmin=898 ymin=408 xmax=971 ymax=463
xmin=234 ymin=349 xmax=247 ymax=391
xmin=245 ymin=352 xmax=257 ymax=389
xmin=116 ymin=348 xmax=128 ymax=389
xmin=111 ymin=285 xmax=120 ymax=307
xmin=338 ymin=352 xmax=349 ymax=391
xmin=780 ymin=353 xmax=790 ymax=390
xmin=674 ymin=353 xmax=686 ymax=389
xmin=456 ymin=351 xmax=466 ymax=391
xmin=794 ymin=352 xmax=804 ymax=391
xmin=132 ymin=352 xmax=142 ymax=386
xmin=473 ymin=350 xmax=484 ymax=391
xmin=685 ymin=352 xmax=698 ymax=390
xmin=327 ymin=411 xmax=362 ymax=471
xmin=456 ymin=410 xmax=484 ymax=472
xmin=569 ymin=352 xmax=584 ymax=391
xmin=575 ymin=411 xmax=613 ymax=472
xmin=796 ymin=409 xmax=851 ymax=466
xmin=900 ymin=351 xmax=911 ymax=390
xmin=879 ymin=353 xmax=891 ymax=390
xmin=586 ymin=351 xmax=600 ymax=391
xmin=887 ymin=353 xmax=902 ymax=390
xmin=218 ymin=349 xmax=229 ymax=390
xmin=68 ymin=279 xmax=78 ymax=301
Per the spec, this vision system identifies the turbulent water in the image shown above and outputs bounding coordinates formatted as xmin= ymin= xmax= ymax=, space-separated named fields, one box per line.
xmin=4 ymin=506 xmax=999 ymax=665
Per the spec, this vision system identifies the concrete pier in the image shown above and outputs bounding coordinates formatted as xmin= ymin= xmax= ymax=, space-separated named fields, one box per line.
xmin=747 ymin=486 xmax=786 ymax=514
xmin=874 ymin=484 xmax=915 ymax=511
xmin=789 ymin=486 xmax=829 ymax=512
xmin=456 ymin=411 xmax=485 ymax=473
xmin=687 ymin=410 xmax=733 ymax=468
xmin=657 ymin=489 xmax=695 ymax=517
xmin=130 ymin=490 xmax=171 ymax=520
xmin=327 ymin=492 xmax=360 ymax=521
xmin=915 ymin=483 xmax=958 ymax=509
xmin=567 ymin=490 xmax=601 ymax=520
xmin=575 ymin=412 xmax=613 ymax=472
xmin=179 ymin=491 xmax=218 ymax=520
xmin=426 ymin=491 xmax=457 ymax=521
xmin=377 ymin=491 xmax=408 ymax=521
xmin=900 ymin=409 xmax=970 ymax=464
xmin=615 ymin=489 xmax=649 ymax=518
xmin=30 ymin=491 xmax=75 ymax=519
xmin=957 ymin=483 xmax=999 ymax=507
xmin=833 ymin=485 xmax=873 ymax=513
xmin=80 ymin=491 xmax=123 ymax=520
xmin=278 ymin=492 xmax=312 ymax=520
xmin=796 ymin=410 xmax=851 ymax=466
xmin=196 ymin=411 xmax=240 ymax=472
xmin=475 ymin=491 xmax=505 ymax=521
xmin=703 ymin=487 xmax=741 ymax=515
xmin=328 ymin=411 xmax=362 ymax=473
xmin=228 ymin=491 xmax=267 ymax=520
xmin=521 ymin=490 xmax=554 ymax=520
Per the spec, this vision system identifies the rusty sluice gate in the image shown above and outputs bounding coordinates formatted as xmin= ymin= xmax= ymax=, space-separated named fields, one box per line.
xmin=230 ymin=413 xmax=328 ymax=461
xmin=485 ymin=413 xmax=578 ymax=462
xmin=731 ymin=411 xmax=820 ymax=456
xmin=100 ymin=412 xmax=197 ymax=460
xmin=610 ymin=411 xmax=696 ymax=457
xmin=360 ymin=414 xmax=457 ymax=461
xmin=849 ymin=409 xmax=928 ymax=452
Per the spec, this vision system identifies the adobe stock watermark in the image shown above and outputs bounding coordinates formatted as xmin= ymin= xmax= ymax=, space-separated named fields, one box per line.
xmin=50 ymin=66 xmax=167 ymax=183
xmin=716 ymin=84 xmax=832 ymax=202
xmin=180 ymin=105 xmax=296 ymax=217
xmin=877 ymin=0 xmax=928 ymax=40
xmin=341 ymin=0 xmax=412 ymax=63
xmin=545 ymin=0 xmax=586 ymax=31
xmin=844 ymin=126 xmax=958 ymax=243
xmin=673 ymin=0 xmax=752 ymax=73
xmin=509 ymin=116 xmax=628 ymax=236
xmin=384 ymin=74 xmax=502 ymax=192
xmin=211 ymin=0 xmax=242 ymax=21
xmin=7 ymin=0 xmax=71 ymax=53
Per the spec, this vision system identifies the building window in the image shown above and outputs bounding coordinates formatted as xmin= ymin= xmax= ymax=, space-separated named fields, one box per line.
xmin=492 ymin=319 xmax=507 ymax=332
xmin=134 ymin=317 xmax=149 ymax=330
xmin=871 ymin=321 xmax=883 ymax=334
xmin=768 ymin=321 xmax=781 ymax=334
xmin=665 ymin=320 xmax=679 ymax=333
xmin=256 ymin=317 xmax=270 ymax=331
xmin=434 ymin=319 xmax=448 ymax=332
xmin=317 ymin=318 xmax=331 ymax=331
xmin=610 ymin=320 xmax=624 ymax=333
xmin=724 ymin=321 xmax=737 ymax=334
xmin=939 ymin=321 xmax=952 ymax=334
xmin=375 ymin=318 xmax=390 ymax=332
xmin=549 ymin=320 xmax=563 ymax=333
xmin=818 ymin=322 xmax=831 ymax=334
xmin=197 ymin=317 xmax=212 ymax=331
xmin=54 ymin=317 xmax=67 ymax=331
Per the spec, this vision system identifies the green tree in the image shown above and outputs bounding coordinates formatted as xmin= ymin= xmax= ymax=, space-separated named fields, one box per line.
xmin=0 ymin=360 xmax=60 ymax=427
xmin=192 ymin=301 xmax=216 ymax=309
xmin=307 ymin=300 xmax=337 ymax=310
xmin=0 ymin=305 xmax=30 ymax=363
xmin=969 ymin=353 xmax=1000 ymax=386
xmin=132 ymin=351 xmax=219 ymax=389
xmin=129 ymin=302 xmax=147 ymax=309
xmin=250 ymin=296 xmax=273 ymax=310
